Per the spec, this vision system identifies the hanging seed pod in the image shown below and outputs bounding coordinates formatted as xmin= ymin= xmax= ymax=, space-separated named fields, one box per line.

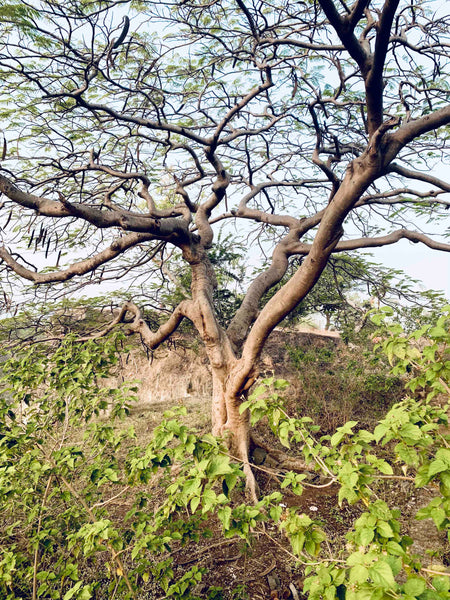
xmin=45 ymin=237 xmax=51 ymax=258
xmin=28 ymin=229 xmax=35 ymax=249
xmin=4 ymin=210 xmax=12 ymax=229
xmin=36 ymin=224 xmax=44 ymax=248
xmin=112 ymin=16 xmax=130 ymax=49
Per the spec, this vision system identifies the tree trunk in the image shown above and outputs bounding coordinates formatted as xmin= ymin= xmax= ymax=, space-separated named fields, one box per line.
xmin=185 ymin=257 xmax=259 ymax=500
xmin=223 ymin=389 xmax=259 ymax=501
xmin=211 ymin=369 xmax=258 ymax=501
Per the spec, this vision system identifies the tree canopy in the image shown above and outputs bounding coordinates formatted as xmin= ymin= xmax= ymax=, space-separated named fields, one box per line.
xmin=0 ymin=0 xmax=449 ymax=497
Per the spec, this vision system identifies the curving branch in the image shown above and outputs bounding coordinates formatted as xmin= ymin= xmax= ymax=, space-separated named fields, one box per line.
xmin=385 ymin=163 xmax=450 ymax=193
xmin=365 ymin=0 xmax=401 ymax=134
xmin=288 ymin=229 xmax=450 ymax=255
xmin=0 ymin=232 xmax=157 ymax=284
xmin=67 ymin=96 xmax=209 ymax=146
xmin=80 ymin=300 xmax=192 ymax=350
xmin=235 ymin=180 xmax=325 ymax=228
xmin=356 ymin=188 xmax=450 ymax=208
xmin=385 ymin=104 xmax=450 ymax=163
xmin=346 ymin=0 xmax=371 ymax=30
xmin=0 ymin=174 xmax=192 ymax=241
xmin=227 ymin=233 xmax=295 ymax=349
xmin=210 ymin=69 xmax=273 ymax=148
xmin=317 ymin=0 xmax=370 ymax=74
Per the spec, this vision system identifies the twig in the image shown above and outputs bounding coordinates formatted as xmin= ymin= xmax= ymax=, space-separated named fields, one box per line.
xmin=260 ymin=559 xmax=277 ymax=577
xmin=32 ymin=475 xmax=53 ymax=600
xmin=173 ymin=538 xmax=237 ymax=564
xmin=375 ymin=475 xmax=415 ymax=481
xmin=244 ymin=558 xmax=277 ymax=583
xmin=91 ymin=486 xmax=131 ymax=509
xmin=421 ymin=567 xmax=450 ymax=577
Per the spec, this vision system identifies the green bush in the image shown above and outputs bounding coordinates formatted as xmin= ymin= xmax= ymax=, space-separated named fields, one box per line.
xmin=241 ymin=308 xmax=450 ymax=599
xmin=1 ymin=310 xmax=449 ymax=599
xmin=0 ymin=334 xmax=245 ymax=599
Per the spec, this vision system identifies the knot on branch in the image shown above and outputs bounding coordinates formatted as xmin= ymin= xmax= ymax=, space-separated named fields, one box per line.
xmin=368 ymin=116 xmax=401 ymax=156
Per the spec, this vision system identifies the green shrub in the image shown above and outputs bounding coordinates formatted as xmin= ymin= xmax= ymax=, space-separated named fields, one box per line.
xmin=241 ymin=308 xmax=450 ymax=599
xmin=0 ymin=334 xmax=244 ymax=599
xmin=1 ymin=310 xmax=449 ymax=599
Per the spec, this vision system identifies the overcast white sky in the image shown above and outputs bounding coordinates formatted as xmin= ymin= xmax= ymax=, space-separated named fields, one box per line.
xmin=373 ymin=242 xmax=450 ymax=300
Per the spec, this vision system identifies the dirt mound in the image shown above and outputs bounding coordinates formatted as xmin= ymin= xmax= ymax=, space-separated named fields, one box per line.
xmin=116 ymin=330 xmax=341 ymax=410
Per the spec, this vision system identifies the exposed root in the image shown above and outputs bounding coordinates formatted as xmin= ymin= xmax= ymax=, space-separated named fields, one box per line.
xmin=243 ymin=460 xmax=260 ymax=503
xmin=250 ymin=431 xmax=315 ymax=473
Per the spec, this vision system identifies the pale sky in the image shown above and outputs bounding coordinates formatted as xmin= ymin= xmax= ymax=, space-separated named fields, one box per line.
xmin=372 ymin=242 xmax=450 ymax=301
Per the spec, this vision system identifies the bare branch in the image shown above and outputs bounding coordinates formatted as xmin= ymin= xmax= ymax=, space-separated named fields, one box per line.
xmin=385 ymin=163 xmax=450 ymax=193
xmin=0 ymin=174 xmax=191 ymax=240
xmin=317 ymin=0 xmax=370 ymax=73
xmin=385 ymin=104 xmax=450 ymax=163
xmin=79 ymin=300 xmax=192 ymax=350
xmin=365 ymin=0 xmax=401 ymax=134
xmin=0 ymin=233 xmax=156 ymax=283
xmin=289 ymin=229 xmax=450 ymax=255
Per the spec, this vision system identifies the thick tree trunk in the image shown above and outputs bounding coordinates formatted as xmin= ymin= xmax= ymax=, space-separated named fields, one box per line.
xmin=184 ymin=257 xmax=259 ymax=500
xmin=211 ymin=369 xmax=258 ymax=501
xmin=211 ymin=373 xmax=227 ymax=436
xmin=223 ymin=390 xmax=259 ymax=501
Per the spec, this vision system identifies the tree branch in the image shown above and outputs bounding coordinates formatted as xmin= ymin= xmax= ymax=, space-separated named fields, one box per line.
xmin=209 ymin=68 xmax=273 ymax=149
xmin=365 ymin=0 xmax=401 ymax=134
xmin=74 ymin=96 xmax=208 ymax=146
xmin=0 ymin=174 xmax=191 ymax=240
xmin=227 ymin=234 xmax=295 ymax=349
xmin=81 ymin=300 xmax=192 ymax=350
xmin=346 ymin=0 xmax=371 ymax=30
xmin=385 ymin=163 xmax=450 ymax=192
xmin=356 ymin=188 xmax=450 ymax=208
xmin=0 ymin=233 xmax=156 ymax=284
xmin=289 ymin=229 xmax=450 ymax=254
xmin=318 ymin=0 xmax=370 ymax=73
xmin=385 ymin=104 xmax=450 ymax=163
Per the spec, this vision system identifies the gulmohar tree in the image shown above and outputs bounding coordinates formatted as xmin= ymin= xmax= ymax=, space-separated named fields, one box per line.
xmin=0 ymin=0 xmax=449 ymax=497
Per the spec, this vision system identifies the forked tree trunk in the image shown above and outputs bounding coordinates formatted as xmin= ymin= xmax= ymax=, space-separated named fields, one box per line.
xmin=185 ymin=146 xmax=388 ymax=499
xmin=185 ymin=259 xmax=259 ymax=499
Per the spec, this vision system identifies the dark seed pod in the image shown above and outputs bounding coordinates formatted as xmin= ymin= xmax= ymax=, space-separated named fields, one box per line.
xmin=4 ymin=210 xmax=12 ymax=229
xmin=28 ymin=229 xmax=35 ymax=248
xmin=112 ymin=16 xmax=130 ymax=49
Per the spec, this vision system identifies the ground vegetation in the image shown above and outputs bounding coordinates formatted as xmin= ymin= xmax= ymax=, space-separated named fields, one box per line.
xmin=0 ymin=310 xmax=449 ymax=599
xmin=0 ymin=0 xmax=449 ymax=498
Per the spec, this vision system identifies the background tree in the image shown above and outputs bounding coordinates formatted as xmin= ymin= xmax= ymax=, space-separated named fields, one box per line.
xmin=274 ymin=253 xmax=447 ymax=334
xmin=0 ymin=0 xmax=449 ymax=497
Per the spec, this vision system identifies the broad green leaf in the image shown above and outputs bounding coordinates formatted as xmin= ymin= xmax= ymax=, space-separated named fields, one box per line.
xmin=349 ymin=564 xmax=369 ymax=584
xmin=428 ymin=460 xmax=448 ymax=478
xmin=376 ymin=520 xmax=394 ymax=538
xmin=403 ymin=577 xmax=426 ymax=596
xmin=368 ymin=560 xmax=396 ymax=589
xmin=359 ymin=527 xmax=374 ymax=546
